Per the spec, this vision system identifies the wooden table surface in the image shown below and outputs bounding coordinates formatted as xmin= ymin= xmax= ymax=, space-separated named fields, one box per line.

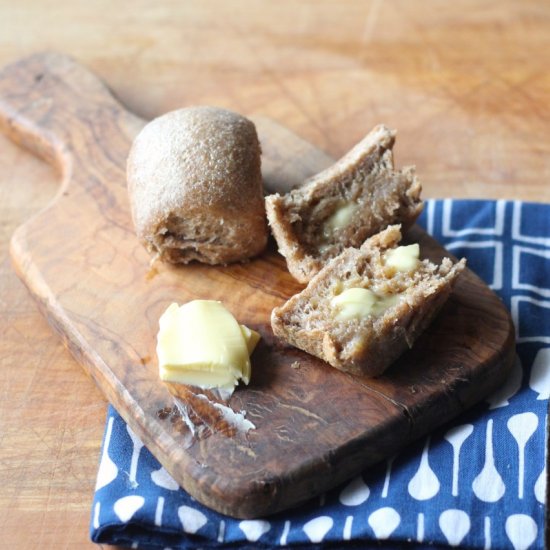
xmin=1 ymin=1 xmax=549 ymax=547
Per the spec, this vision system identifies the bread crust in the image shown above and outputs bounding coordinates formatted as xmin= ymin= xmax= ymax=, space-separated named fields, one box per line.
xmin=271 ymin=225 xmax=466 ymax=377
xmin=265 ymin=125 xmax=423 ymax=282
xmin=127 ymin=106 xmax=268 ymax=264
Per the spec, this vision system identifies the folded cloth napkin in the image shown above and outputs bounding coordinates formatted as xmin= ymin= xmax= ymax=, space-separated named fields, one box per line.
xmin=90 ymin=199 xmax=548 ymax=549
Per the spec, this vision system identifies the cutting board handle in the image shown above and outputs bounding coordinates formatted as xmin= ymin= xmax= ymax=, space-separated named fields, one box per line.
xmin=0 ymin=52 xmax=143 ymax=176
xmin=0 ymin=52 xmax=337 ymax=197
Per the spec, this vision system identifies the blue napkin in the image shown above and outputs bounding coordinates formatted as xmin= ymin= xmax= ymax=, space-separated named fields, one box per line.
xmin=90 ymin=199 xmax=548 ymax=549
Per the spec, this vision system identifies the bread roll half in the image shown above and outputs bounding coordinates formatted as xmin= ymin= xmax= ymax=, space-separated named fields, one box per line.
xmin=127 ymin=106 xmax=268 ymax=265
xmin=271 ymin=225 xmax=465 ymax=377
xmin=266 ymin=125 xmax=423 ymax=283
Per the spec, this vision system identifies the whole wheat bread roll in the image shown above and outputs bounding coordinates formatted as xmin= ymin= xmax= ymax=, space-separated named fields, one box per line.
xmin=266 ymin=125 xmax=423 ymax=283
xmin=271 ymin=225 xmax=466 ymax=377
xmin=127 ymin=106 xmax=268 ymax=264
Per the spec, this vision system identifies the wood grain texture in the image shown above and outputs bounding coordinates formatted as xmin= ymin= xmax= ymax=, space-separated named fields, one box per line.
xmin=1 ymin=1 xmax=548 ymax=543
xmin=0 ymin=130 xmax=105 ymax=548
xmin=0 ymin=52 xmax=515 ymax=518
xmin=3 ymin=1 xmax=549 ymax=202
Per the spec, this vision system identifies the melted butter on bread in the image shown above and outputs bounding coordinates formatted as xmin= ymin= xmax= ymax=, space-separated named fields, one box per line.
xmin=331 ymin=287 xmax=400 ymax=320
xmin=384 ymin=243 xmax=420 ymax=272
xmin=322 ymin=201 xmax=359 ymax=239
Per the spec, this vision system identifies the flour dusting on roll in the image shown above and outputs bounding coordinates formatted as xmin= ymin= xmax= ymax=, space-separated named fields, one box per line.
xmin=127 ymin=106 xmax=268 ymax=265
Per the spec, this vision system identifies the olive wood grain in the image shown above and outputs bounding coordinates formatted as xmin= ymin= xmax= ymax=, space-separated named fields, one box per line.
xmin=0 ymin=52 xmax=515 ymax=518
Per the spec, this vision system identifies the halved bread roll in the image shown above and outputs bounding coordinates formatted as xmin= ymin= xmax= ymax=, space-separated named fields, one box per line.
xmin=266 ymin=125 xmax=423 ymax=283
xmin=271 ymin=225 xmax=466 ymax=377
xmin=127 ymin=106 xmax=268 ymax=265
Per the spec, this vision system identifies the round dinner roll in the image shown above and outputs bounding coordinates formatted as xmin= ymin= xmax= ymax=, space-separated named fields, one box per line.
xmin=127 ymin=106 xmax=268 ymax=264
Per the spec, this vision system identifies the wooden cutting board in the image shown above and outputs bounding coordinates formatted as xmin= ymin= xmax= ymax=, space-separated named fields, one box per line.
xmin=0 ymin=52 xmax=515 ymax=519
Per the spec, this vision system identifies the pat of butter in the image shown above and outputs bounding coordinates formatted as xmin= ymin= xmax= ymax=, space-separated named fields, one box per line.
xmin=331 ymin=287 xmax=399 ymax=320
xmin=384 ymin=244 xmax=420 ymax=272
xmin=323 ymin=201 xmax=358 ymax=238
xmin=156 ymin=301 xmax=260 ymax=393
